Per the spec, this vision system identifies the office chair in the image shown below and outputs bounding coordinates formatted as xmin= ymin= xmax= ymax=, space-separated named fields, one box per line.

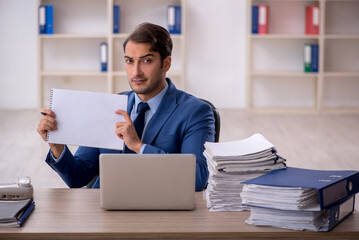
xmin=86 ymin=93 xmax=220 ymax=188
xmin=199 ymin=98 xmax=220 ymax=143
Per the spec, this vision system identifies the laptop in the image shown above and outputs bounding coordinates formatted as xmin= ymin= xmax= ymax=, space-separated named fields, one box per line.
xmin=99 ymin=154 xmax=196 ymax=210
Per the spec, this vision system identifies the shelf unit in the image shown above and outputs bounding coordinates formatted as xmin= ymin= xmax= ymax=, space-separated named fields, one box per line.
xmin=246 ymin=0 xmax=359 ymax=112
xmin=37 ymin=0 xmax=185 ymax=109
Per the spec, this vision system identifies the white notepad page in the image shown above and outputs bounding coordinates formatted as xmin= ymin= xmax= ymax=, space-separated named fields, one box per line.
xmin=47 ymin=89 xmax=128 ymax=150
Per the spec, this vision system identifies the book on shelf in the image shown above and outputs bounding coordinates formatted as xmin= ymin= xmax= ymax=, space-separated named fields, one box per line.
xmin=251 ymin=6 xmax=258 ymax=34
xmin=258 ymin=5 xmax=268 ymax=34
xmin=100 ymin=42 xmax=108 ymax=72
xmin=0 ymin=199 xmax=35 ymax=228
xmin=45 ymin=5 xmax=54 ymax=34
xmin=113 ymin=5 xmax=120 ymax=34
xmin=246 ymin=195 xmax=355 ymax=232
xmin=303 ymin=43 xmax=319 ymax=73
xmin=38 ymin=5 xmax=53 ymax=34
xmin=311 ymin=44 xmax=319 ymax=72
xmin=241 ymin=167 xmax=359 ymax=231
xmin=304 ymin=43 xmax=312 ymax=72
xmin=203 ymin=133 xmax=286 ymax=212
xmin=167 ymin=5 xmax=181 ymax=34
xmin=38 ymin=5 xmax=46 ymax=34
xmin=306 ymin=6 xmax=319 ymax=35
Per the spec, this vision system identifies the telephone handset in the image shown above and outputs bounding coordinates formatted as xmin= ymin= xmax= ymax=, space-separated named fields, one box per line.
xmin=0 ymin=176 xmax=34 ymax=200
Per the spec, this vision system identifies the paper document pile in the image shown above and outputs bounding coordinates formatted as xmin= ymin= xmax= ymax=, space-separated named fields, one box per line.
xmin=241 ymin=167 xmax=359 ymax=231
xmin=203 ymin=133 xmax=286 ymax=211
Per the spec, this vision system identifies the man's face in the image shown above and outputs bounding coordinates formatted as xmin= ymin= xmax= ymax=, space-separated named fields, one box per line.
xmin=124 ymin=41 xmax=171 ymax=101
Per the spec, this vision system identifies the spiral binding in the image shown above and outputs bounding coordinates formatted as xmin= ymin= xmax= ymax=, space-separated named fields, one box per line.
xmin=46 ymin=89 xmax=54 ymax=142
xmin=49 ymin=89 xmax=54 ymax=111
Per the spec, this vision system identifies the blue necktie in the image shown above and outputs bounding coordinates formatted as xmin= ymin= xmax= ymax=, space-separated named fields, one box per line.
xmin=124 ymin=102 xmax=150 ymax=153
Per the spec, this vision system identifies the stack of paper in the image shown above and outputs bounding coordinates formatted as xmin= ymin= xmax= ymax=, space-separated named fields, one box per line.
xmin=241 ymin=167 xmax=359 ymax=231
xmin=203 ymin=133 xmax=286 ymax=211
xmin=241 ymin=184 xmax=319 ymax=211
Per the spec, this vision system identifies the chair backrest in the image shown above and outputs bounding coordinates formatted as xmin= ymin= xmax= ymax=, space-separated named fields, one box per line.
xmin=199 ymin=98 xmax=220 ymax=143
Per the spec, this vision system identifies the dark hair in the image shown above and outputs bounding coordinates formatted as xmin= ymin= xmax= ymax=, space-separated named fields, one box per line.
xmin=123 ymin=22 xmax=173 ymax=61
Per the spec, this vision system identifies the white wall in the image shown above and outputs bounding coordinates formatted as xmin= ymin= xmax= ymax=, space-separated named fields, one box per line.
xmin=185 ymin=0 xmax=247 ymax=108
xmin=0 ymin=0 xmax=38 ymax=109
xmin=0 ymin=0 xmax=247 ymax=109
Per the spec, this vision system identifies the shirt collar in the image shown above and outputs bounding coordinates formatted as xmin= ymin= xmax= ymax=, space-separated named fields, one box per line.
xmin=134 ymin=81 xmax=169 ymax=114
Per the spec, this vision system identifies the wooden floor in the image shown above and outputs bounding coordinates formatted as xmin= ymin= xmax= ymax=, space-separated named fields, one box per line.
xmin=0 ymin=109 xmax=358 ymax=210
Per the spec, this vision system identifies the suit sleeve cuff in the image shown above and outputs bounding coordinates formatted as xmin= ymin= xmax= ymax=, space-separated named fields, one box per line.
xmin=49 ymin=147 xmax=66 ymax=163
xmin=139 ymin=144 xmax=147 ymax=154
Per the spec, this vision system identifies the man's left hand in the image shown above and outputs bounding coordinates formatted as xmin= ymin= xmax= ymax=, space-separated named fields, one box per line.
xmin=115 ymin=110 xmax=143 ymax=153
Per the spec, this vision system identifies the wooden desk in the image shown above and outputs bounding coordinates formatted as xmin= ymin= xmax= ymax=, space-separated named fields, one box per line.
xmin=0 ymin=189 xmax=358 ymax=239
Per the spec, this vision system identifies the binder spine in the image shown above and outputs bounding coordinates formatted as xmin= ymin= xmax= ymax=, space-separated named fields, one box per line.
xmin=251 ymin=6 xmax=259 ymax=34
xmin=325 ymin=195 xmax=354 ymax=231
xmin=167 ymin=5 xmax=181 ymax=34
xmin=38 ymin=5 xmax=46 ymax=34
xmin=47 ymin=89 xmax=54 ymax=142
xmin=304 ymin=43 xmax=312 ymax=72
xmin=45 ymin=5 xmax=54 ymax=34
xmin=311 ymin=44 xmax=319 ymax=73
xmin=306 ymin=6 xmax=319 ymax=35
xmin=100 ymin=42 xmax=108 ymax=72
xmin=320 ymin=172 xmax=359 ymax=208
xmin=113 ymin=5 xmax=120 ymax=33
xmin=258 ymin=5 xmax=268 ymax=34
xmin=18 ymin=202 xmax=36 ymax=227
xmin=167 ymin=6 xmax=175 ymax=34
xmin=175 ymin=6 xmax=181 ymax=34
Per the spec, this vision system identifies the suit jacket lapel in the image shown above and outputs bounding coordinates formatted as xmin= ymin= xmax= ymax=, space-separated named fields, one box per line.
xmin=143 ymin=79 xmax=178 ymax=145
xmin=126 ymin=92 xmax=135 ymax=113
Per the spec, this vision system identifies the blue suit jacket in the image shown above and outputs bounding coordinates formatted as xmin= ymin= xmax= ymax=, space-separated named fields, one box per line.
xmin=46 ymin=79 xmax=215 ymax=191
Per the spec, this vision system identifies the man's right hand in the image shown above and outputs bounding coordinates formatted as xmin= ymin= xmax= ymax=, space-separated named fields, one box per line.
xmin=37 ymin=109 xmax=64 ymax=159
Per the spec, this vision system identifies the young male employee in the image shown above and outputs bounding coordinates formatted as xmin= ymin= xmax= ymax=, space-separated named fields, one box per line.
xmin=37 ymin=22 xmax=215 ymax=191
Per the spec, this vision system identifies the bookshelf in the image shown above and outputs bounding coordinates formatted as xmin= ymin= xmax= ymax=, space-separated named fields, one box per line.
xmin=37 ymin=0 xmax=185 ymax=109
xmin=247 ymin=0 xmax=359 ymax=112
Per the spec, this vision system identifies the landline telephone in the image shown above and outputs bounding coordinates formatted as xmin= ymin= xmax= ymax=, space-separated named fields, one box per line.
xmin=0 ymin=176 xmax=33 ymax=200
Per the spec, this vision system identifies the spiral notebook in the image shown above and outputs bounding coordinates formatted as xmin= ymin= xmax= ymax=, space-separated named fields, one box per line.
xmin=47 ymin=89 xmax=128 ymax=150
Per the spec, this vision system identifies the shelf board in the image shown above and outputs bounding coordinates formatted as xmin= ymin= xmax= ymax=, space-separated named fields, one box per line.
xmin=167 ymin=70 xmax=183 ymax=77
xmin=324 ymin=72 xmax=359 ymax=77
xmin=248 ymin=107 xmax=318 ymax=114
xmin=321 ymin=107 xmax=359 ymax=113
xmin=113 ymin=70 xmax=183 ymax=77
xmin=41 ymin=70 xmax=107 ymax=77
xmin=112 ymin=70 xmax=183 ymax=77
xmin=251 ymin=34 xmax=319 ymax=39
xmin=251 ymin=71 xmax=319 ymax=77
xmin=39 ymin=33 xmax=108 ymax=39
xmin=113 ymin=33 xmax=183 ymax=40
xmin=325 ymin=34 xmax=359 ymax=39
xmin=112 ymin=33 xmax=130 ymax=39
xmin=169 ymin=34 xmax=184 ymax=40
xmin=113 ymin=71 xmax=127 ymax=77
